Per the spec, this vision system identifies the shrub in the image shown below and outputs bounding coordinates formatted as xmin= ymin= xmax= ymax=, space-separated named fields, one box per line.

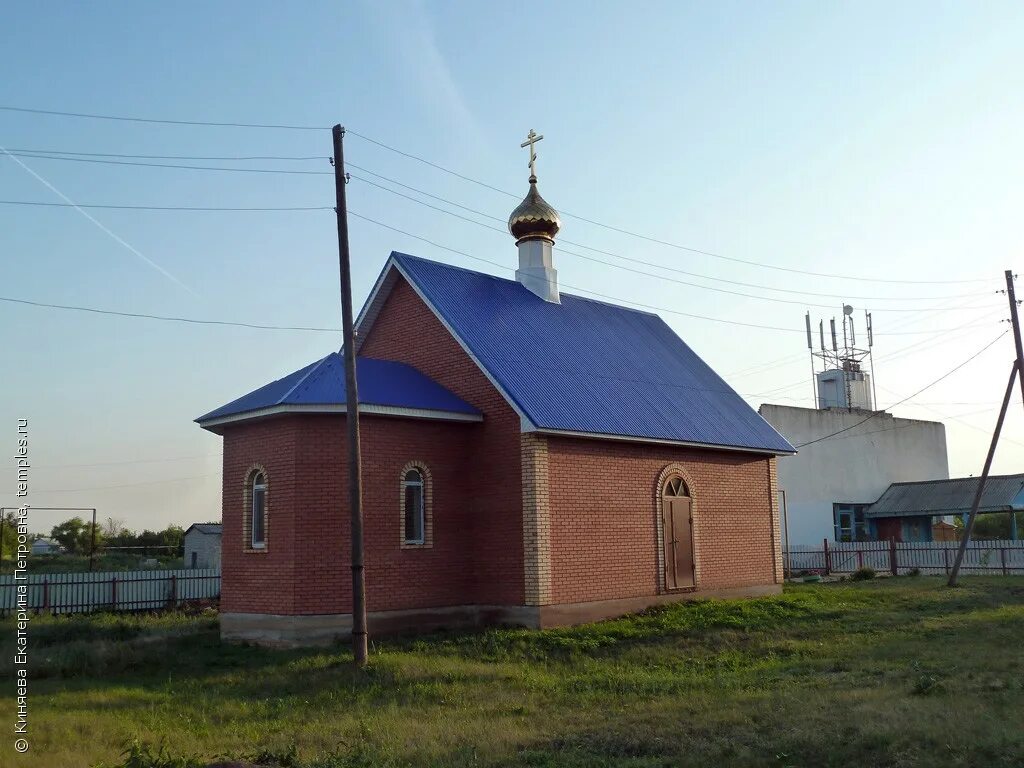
xmin=850 ymin=567 xmax=876 ymax=581
xmin=907 ymin=567 xmax=922 ymax=577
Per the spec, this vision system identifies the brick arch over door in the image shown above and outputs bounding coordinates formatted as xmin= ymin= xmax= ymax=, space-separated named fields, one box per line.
xmin=655 ymin=463 xmax=700 ymax=591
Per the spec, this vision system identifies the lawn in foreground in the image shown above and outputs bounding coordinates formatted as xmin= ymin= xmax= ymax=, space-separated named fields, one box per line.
xmin=3 ymin=577 xmax=1024 ymax=767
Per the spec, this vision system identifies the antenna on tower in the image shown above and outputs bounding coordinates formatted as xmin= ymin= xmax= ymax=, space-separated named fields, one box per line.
xmin=866 ymin=310 xmax=878 ymax=410
xmin=804 ymin=304 xmax=877 ymax=411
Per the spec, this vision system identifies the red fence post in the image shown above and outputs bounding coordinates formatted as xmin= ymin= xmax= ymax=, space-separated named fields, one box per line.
xmin=111 ymin=576 xmax=118 ymax=609
xmin=823 ymin=539 xmax=831 ymax=576
xmin=169 ymin=574 xmax=177 ymax=608
xmin=857 ymin=549 xmax=864 ymax=569
xmin=889 ymin=539 xmax=898 ymax=576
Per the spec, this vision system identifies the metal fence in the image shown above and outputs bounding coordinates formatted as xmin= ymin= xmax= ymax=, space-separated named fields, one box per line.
xmin=785 ymin=540 xmax=1024 ymax=577
xmin=0 ymin=568 xmax=220 ymax=615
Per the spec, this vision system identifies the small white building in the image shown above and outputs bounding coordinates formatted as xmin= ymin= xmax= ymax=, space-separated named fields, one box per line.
xmin=759 ymin=404 xmax=949 ymax=546
xmin=31 ymin=538 xmax=60 ymax=555
xmin=183 ymin=523 xmax=222 ymax=569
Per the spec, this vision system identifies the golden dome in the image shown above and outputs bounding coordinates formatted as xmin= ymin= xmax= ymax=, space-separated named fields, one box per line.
xmin=508 ymin=176 xmax=561 ymax=244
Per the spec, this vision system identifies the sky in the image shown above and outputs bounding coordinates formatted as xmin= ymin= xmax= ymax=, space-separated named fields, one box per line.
xmin=2 ymin=1 xmax=1023 ymax=535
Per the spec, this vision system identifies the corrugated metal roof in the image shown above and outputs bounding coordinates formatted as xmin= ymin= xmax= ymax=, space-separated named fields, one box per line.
xmin=196 ymin=354 xmax=480 ymax=424
xmin=386 ymin=253 xmax=794 ymax=454
xmin=185 ymin=523 xmax=222 ymax=536
xmin=867 ymin=474 xmax=1024 ymax=518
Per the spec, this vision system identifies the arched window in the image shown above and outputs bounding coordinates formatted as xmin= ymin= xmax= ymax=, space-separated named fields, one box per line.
xmin=664 ymin=477 xmax=689 ymax=498
xmin=250 ymin=471 xmax=267 ymax=549
xmin=402 ymin=469 xmax=425 ymax=544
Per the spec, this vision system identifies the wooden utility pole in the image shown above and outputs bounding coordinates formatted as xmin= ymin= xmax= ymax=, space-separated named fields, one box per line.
xmin=331 ymin=124 xmax=368 ymax=666
xmin=89 ymin=507 xmax=97 ymax=571
xmin=1007 ymin=270 xmax=1024 ymax=408
xmin=948 ymin=271 xmax=1022 ymax=586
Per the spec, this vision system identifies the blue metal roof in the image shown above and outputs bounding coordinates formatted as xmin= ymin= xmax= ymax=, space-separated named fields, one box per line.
xmin=386 ymin=252 xmax=794 ymax=454
xmin=196 ymin=354 xmax=480 ymax=424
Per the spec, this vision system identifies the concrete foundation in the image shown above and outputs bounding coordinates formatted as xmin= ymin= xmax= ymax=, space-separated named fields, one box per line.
xmin=221 ymin=583 xmax=781 ymax=648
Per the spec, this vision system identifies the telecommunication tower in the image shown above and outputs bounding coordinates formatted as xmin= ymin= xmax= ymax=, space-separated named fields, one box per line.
xmin=805 ymin=306 xmax=878 ymax=411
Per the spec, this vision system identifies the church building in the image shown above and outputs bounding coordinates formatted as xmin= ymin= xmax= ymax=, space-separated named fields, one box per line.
xmin=197 ymin=134 xmax=796 ymax=647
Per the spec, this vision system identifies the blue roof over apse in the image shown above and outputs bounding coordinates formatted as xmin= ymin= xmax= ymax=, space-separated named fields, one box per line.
xmin=387 ymin=252 xmax=795 ymax=454
xmin=196 ymin=354 xmax=480 ymax=424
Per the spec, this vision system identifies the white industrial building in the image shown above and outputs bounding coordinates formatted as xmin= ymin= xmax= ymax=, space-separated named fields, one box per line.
xmin=759 ymin=404 xmax=949 ymax=546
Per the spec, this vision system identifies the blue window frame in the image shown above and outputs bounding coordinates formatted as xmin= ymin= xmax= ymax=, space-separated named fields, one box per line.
xmin=833 ymin=503 xmax=870 ymax=542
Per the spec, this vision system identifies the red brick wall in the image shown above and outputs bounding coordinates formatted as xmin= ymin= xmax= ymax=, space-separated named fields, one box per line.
xmin=221 ymin=414 xmax=477 ymax=615
xmin=220 ymin=417 xmax=299 ymax=615
xmin=359 ymin=276 xmax=525 ymax=606
xmin=545 ymin=436 xmax=778 ymax=604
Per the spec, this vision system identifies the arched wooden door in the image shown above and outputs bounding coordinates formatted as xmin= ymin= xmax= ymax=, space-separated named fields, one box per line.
xmin=662 ymin=477 xmax=695 ymax=589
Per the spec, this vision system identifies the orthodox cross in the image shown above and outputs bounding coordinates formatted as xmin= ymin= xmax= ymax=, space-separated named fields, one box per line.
xmin=520 ymin=129 xmax=543 ymax=178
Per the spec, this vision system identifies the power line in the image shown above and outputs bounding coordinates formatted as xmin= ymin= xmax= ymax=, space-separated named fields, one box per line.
xmin=37 ymin=453 xmax=222 ymax=469
xmin=346 ymin=132 xmax=989 ymax=285
xmin=0 ymin=161 xmax=998 ymax=312
xmin=749 ymin=312 xmax=1004 ymax=401
xmin=346 ymin=211 xmax=998 ymax=336
xmin=3 ymin=151 xmax=332 ymax=175
xmin=6 ymin=147 xmax=995 ymax=299
xmin=0 ymin=104 xmax=325 ymax=131
xmin=346 ymin=211 xmax=812 ymax=335
xmin=35 ymin=473 xmax=218 ymax=493
xmin=1 ymin=146 xmax=195 ymax=295
xmin=349 ymin=171 xmax=994 ymax=308
xmin=0 ymin=208 xmax=999 ymax=338
xmin=0 ymin=296 xmax=341 ymax=332
xmin=794 ymin=332 xmax=1009 ymax=448
xmin=0 ymin=201 xmax=329 ymax=214
xmin=6 ymin=164 xmax=992 ymax=305
xmin=5 ymin=148 xmax=325 ymax=161
xmin=0 ymin=108 xmax=991 ymax=285
xmin=726 ymin=353 xmax=809 ymax=379
xmin=350 ymin=164 xmax=995 ymax=301
xmin=877 ymin=383 xmax=1024 ymax=450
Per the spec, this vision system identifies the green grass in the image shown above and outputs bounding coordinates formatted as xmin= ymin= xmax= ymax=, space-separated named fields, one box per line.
xmin=3 ymin=578 xmax=1024 ymax=768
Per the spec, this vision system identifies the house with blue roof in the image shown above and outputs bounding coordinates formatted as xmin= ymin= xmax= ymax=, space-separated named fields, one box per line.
xmin=197 ymin=151 xmax=795 ymax=647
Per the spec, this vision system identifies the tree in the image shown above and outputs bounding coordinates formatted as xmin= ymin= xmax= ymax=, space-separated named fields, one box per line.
xmin=972 ymin=511 xmax=1023 ymax=540
xmin=0 ymin=512 xmax=17 ymax=561
xmin=102 ymin=517 xmax=127 ymax=538
xmin=161 ymin=525 xmax=185 ymax=551
xmin=50 ymin=517 xmax=103 ymax=555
